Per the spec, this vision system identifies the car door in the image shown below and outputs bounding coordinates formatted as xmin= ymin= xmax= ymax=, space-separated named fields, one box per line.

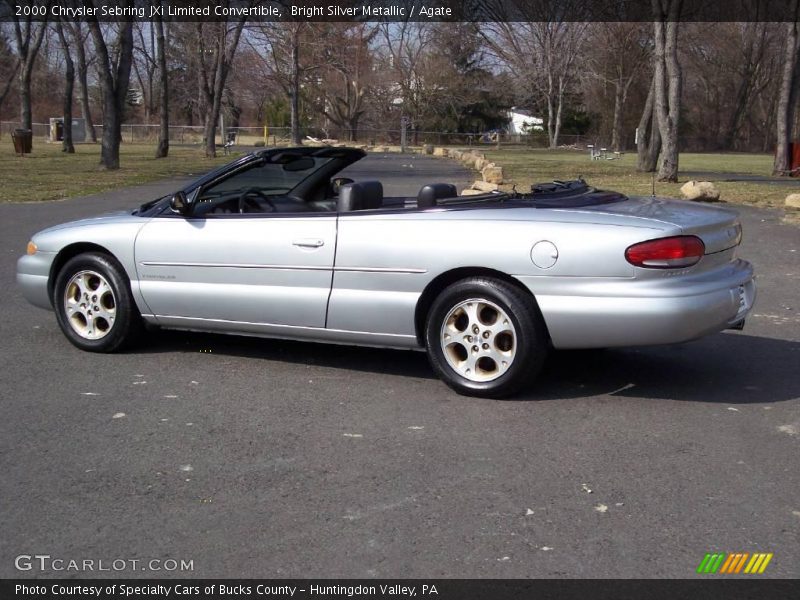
xmin=134 ymin=160 xmax=336 ymax=330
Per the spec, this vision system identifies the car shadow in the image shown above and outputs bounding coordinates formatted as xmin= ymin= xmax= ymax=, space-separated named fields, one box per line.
xmin=138 ymin=330 xmax=799 ymax=404
xmin=141 ymin=328 xmax=437 ymax=380
xmin=525 ymin=332 xmax=800 ymax=404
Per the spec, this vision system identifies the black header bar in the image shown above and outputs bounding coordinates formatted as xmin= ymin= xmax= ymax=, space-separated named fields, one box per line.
xmin=2 ymin=579 xmax=799 ymax=600
xmin=2 ymin=0 xmax=799 ymax=23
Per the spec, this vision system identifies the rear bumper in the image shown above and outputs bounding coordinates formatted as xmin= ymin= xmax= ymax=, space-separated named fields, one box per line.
xmin=17 ymin=253 xmax=55 ymax=310
xmin=517 ymin=259 xmax=756 ymax=349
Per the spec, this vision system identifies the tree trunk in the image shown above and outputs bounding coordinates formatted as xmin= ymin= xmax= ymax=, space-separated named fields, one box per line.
xmin=69 ymin=23 xmax=97 ymax=143
xmin=13 ymin=19 xmax=46 ymax=134
xmin=652 ymin=5 xmax=683 ymax=183
xmin=0 ymin=60 xmax=19 ymax=115
xmin=636 ymin=75 xmax=662 ymax=172
xmin=56 ymin=22 xmax=75 ymax=154
xmin=19 ymin=67 xmax=32 ymax=130
xmin=88 ymin=18 xmax=134 ymax=170
xmin=611 ymin=82 xmax=625 ymax=152
xmin=200 ymin=19 xmax=246 ymax=157
xmin=154 ymin=14 xmax=169 ymax=158
xmin=773 ymin=12 xmax=799 ymax=175
xmin=290 ymin=30 xmax=302 ymax=145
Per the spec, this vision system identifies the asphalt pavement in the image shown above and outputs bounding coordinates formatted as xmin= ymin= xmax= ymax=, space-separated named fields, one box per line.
xmin=1 ymin=152 xmax=798 ymax=579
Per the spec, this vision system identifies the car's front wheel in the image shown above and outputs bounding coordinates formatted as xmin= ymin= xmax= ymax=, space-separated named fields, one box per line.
xmin=425 ymin=277 xmax=548 ymax=398
xmin=53 ymin=252 xmax=142 ymax=352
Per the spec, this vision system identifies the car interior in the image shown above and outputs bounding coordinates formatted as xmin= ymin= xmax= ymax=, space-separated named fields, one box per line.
xmin=169 ymin=148 xmax=481 ymax=218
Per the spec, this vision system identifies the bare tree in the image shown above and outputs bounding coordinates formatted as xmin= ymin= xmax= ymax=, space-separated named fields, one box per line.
xmin=652 ymin=0 xmax=683 ymax=182
xmin=773 ymin=1 xmax=800 ymax=175
xmin=10 ymin=8 xmax=47 ymax=131
xmin=196 ymin=17 xmax=246 ymax=157
xmin=0 ymin=26 xmax=20 ymax=114
xmin=87 ymin=18 xmax=134 ymax=169
xmin=63 ymin=21 xmax=96 ymax=142
xmin=54 ymin=20 xmax=74 ymax=153
xmin=585 ymin=23 xmax=651 ymax=152
xmin=636 ymin=74 xmax=661 ymax=172
xmin=481 ymin=20 xmax=586 ymax=148
xmin=251 ymin=22 xmax=320 ymax=145
xmin=316 ymin=23 xmax=377 ymax=141
xmin=377 ymin=21 xmax=433 ymax=140
xmin=132 ymin=22 xmax=157 ymax=123
xmin=154 ymin=9 xmax=169 ymax=158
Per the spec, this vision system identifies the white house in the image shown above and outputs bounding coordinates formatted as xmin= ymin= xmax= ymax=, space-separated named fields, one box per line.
xmin=507 ymin=109 xmax=544 ymax=134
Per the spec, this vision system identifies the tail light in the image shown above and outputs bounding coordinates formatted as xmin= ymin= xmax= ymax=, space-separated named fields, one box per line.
xmin=625 ymin=235 xmax=705 ymax=268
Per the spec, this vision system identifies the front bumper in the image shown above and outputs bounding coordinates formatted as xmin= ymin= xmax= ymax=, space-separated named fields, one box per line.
xmin=517 ymin=259 xmax=756 ymax=349
xmin=17 ymin=252 xmax=56 ymax=310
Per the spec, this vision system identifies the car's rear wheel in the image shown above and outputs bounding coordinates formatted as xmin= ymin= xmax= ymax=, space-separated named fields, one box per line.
xmin=53 ymin=253 xmax=142 ymax=352
xmin=425 ymin=277 xmax=548 ymax=398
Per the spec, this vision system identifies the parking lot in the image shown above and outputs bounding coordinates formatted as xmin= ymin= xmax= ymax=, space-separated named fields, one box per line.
xmin=1 ymin=153 xmax=798 ymax=578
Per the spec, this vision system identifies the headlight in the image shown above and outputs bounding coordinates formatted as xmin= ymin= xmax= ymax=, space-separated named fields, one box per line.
xmin=26 ymin=241 xmax=37 ymax=255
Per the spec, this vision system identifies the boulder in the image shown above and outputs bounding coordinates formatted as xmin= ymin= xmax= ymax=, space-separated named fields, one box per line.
xmin=422 ymin=144 xmax=434 ymax=155
xmin=472 ymin=180 xmax=499 ymax=192
xmin=433 ymin=147 xmax=448 ymax=157
xmin=680 ymin=180 xmax=720 ymax=202
xmin=461 ymin=155 xmax=477 ymax=169
xmin=482 ymin=166 xmax=504 ymax=184
xmin=460 ymin=188 xmax=486 ymax=196
xmin=474 ymin=158 xmax=487 ymax=171
xmin=785 ymin=193 xmax=800 ymax=209
xmin=450 ymin=150 xmax=462 ymax=160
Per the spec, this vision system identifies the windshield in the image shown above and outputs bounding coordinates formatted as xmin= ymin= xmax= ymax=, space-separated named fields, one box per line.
xmin=201 ymin=156 xmax=332 ymax=199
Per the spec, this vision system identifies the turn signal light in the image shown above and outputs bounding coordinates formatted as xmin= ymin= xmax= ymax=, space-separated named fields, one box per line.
xmin=26 ymin=241 xmax=37 ymax=255
xmin=625 ymin=235 xmax=705 ymax=268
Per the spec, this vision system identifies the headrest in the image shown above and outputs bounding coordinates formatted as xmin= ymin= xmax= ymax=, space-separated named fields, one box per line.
xmin=337 ymin=181 xmax=384 ymax=212
xmin=417 ymin=183 xmax=457 ymax=208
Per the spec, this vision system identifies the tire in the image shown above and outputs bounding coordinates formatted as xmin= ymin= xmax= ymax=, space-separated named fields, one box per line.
xmin=53 ymin=252 xmax=143 ymax=353
xmin=424 ymin=277 xmax=548 ymax=398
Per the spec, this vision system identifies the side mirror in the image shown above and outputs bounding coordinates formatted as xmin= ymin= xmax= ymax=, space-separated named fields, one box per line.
xmin=170 ymin=191 xmax=191 ymax=215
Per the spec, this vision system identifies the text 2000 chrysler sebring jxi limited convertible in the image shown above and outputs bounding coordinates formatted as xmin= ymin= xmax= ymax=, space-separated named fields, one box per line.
xmin=18 ymin=147 xmax=755 ymax=397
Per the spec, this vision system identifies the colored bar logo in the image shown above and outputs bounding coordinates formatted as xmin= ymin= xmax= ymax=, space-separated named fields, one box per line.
xmin=696 ymin=552 xmax=773 ymax=574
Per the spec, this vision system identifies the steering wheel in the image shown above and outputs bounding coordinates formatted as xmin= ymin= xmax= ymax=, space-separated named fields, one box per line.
xmin=238 ymin=188 xmax=277 ymax=213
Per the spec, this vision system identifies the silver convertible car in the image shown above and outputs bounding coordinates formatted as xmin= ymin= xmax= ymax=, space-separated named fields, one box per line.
xmin=18 ymin=147 xmax=755 ymax=397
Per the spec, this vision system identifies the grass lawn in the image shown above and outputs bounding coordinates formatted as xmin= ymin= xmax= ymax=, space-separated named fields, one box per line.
xmin=0 ymin=141 xmax=237 ymax=203
xmin=478 ymin=148 xmax=794 ymax=209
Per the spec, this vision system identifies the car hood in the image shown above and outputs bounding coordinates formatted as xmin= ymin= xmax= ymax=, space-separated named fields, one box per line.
xmin=35 ymin=211 xmax=142 ymax=235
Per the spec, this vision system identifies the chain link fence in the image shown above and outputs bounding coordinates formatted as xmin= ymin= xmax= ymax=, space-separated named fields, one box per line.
xmin=2 ymin=121 xmax=600 ymax=149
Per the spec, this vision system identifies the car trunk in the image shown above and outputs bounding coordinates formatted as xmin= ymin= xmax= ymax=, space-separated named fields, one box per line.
xmin=574 ymin=195 xmax=742 ymax=257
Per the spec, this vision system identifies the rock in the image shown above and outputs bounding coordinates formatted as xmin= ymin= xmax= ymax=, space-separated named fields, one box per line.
xmin=461 ymin=155 xmax=477 ymax=169
xmin=472 ymin=180 xmax=499 ymax=192
xmin=786 ymin=193 xmax=800 ymax=209
xmin=474 ymin=158 xmax=486 ymax=171
xmin=482 ymin=166 xmax=504 ymax=184
xmin=680 ymin=180 xmax=720 ymax=202
xmin=433 ymin=147 xmax=448 ymax=157
xmin=423 ymin=144 xmax=434 ymax=155
xmin=450 ymin=150 xmax=463 ymax=160
xmin=460 ymin=188 xmax=486 ymax=196
xmin=470 ymin=150 xmax=486 ymax=160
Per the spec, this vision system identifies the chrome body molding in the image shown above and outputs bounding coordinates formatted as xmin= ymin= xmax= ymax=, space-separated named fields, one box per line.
xmin=139 ymin=261 xmax=426 ymax=274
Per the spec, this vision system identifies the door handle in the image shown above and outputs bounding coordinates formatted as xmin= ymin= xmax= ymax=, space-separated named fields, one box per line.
xmin=292 ymin=238 xmax=324 ymax=248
